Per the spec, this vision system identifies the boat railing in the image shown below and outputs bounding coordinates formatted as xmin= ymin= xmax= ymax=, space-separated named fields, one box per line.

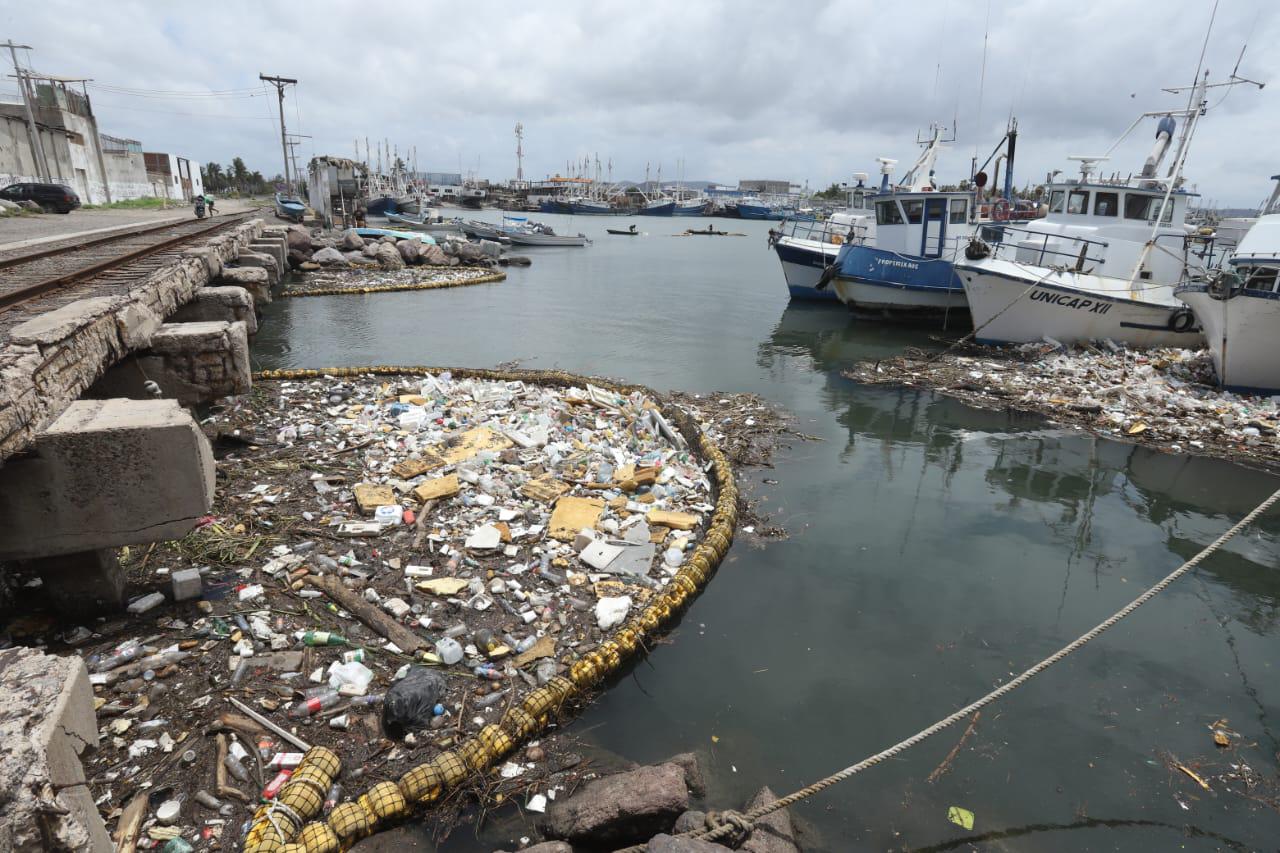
xmin=780 ymin=218 xmax=871 ymax=246
xmin=980 ymin=224 xmax=1109 ymax=269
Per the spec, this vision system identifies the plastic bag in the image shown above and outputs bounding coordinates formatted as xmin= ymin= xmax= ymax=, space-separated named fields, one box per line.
xmin=382 ymin=666 xmax=447 ymax=739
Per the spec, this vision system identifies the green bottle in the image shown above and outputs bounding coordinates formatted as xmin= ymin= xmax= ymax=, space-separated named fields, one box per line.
xmin=302 ymin=631 xmax=348 ymax=646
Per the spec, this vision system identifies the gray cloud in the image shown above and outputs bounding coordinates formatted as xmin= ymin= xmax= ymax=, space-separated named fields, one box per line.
xmin=5 ymin=0 xmax=1277 ymax=205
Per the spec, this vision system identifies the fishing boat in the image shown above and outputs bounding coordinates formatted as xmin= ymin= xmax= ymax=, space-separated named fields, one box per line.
xmin=638 ymin=199 xmax=676 ymax=216
xmin=565 ymin=196 xmax=620 ymax=215
xmin=956 ymin=77 xmax=1231 ymax=348
xmin=386 ymin=210 xmax=465 ymax=238
xmin=501 ymin=215 xmax=589 ymax=247
xmin=354 ymin=227 xmax=437 ymax=244
xmin=772 ymin=178 xmax=876 ymax=301
xmin=825 ymin=125 xmax=1006 ymax=319
xmin=274 ymin=192 xmax=306 ymax=222
xmin=737 ymin=197 xmax=784 ymax=220
xmin=672 ymin=198 xmax=709 ymax=216
xmin=460 ymin=219 xmax=511 ymax=242
xmin=684 ymin=227 xmax=731 ymax=236
xmin=1175 ymin=177 xmax=1280 ymax=393
xmin=606 ymin=226 xmax=640 ymax=236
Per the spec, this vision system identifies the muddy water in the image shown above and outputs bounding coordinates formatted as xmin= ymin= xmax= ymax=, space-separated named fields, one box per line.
xmin=255 ymin=213 xmax=1280 ymax=851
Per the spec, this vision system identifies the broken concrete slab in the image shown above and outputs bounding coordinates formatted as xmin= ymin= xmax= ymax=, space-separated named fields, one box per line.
xmin=0 ymin=398 xmax=215 ymax=560
xmin=215 ymin=266 xmax=271 ymax=305
xmin=20 ymin=548 xmax=126 ymax=616
xmin=0 ymin=648 xmax=111 ymax=852
xmin=170 ymin=286 xmax=258 ymax=335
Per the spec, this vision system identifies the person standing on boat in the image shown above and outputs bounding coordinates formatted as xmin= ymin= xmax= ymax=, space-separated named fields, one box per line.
xmin=629 ymin=224 xmax=636 ymax=233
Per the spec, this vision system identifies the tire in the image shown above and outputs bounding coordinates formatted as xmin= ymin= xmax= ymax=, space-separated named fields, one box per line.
xmin=1167 ymin=308 xmax=1196 ymax=333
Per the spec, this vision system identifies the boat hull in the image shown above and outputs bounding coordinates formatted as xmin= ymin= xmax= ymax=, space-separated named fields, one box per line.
xmin=505 ymin=233 xmax=589 ymax=247
xmin=1177 ymin=284 xmax=1280 ymax=393
xmin=739 ymin=203 xmax=783 ymax=221
xmin=773 ymin=237 xmax=840 ymax=302
xmin=639 ymin=202 xmax=675 ymax=216
xmin=956 ymin=257 xmax=1203 ymax=348
xmin=366 ymin=196 xmax=395 ymax=216
xmin=671 ymin=202 xmax=709 ymax=217
xmin=831 ymin=245 xmax=966 ymax=314
xmin=567 ymin=202 xmax=621 ymax=215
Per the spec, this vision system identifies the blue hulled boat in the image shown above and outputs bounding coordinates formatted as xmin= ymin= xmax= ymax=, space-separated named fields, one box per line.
xmin=672 ymin=199 xmax=709 ymax=216
xmin=366 ymin=195 xmax=396 ymax=216
xmin=274 ymin=192 xmax=306 ymax=222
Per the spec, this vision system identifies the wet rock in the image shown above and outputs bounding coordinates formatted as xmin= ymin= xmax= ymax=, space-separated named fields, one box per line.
xmin=420 ymin=243 xmax=449 ymax=265
xmin=538 ymin=763 xmax=688 ymax=846
xmin=312 ymin=247 xmax=347 ymax=266
xmin=740 ymin=787 xmax=799 ymax=853
xmin=665 ymin=752 xmax=706 ymax=798
xmin=287 ymin=249 xmax=311 ymax=268
xmin=673 ymin=810 xmax=707 ymax=833
xmin=500 ymin=843 xmax=572 ymax=853
xmin=375 ymin=242 xmax=406 ymax=270
xmin=647 ymin=834 xmax=731 ymax=852
xmin=286 ymin=227 xmax=311 ymax=252
xmin=501 ymin=255 xmax=533 ymax=266
xmin=339 ymin=229 xmax=365 ymax=251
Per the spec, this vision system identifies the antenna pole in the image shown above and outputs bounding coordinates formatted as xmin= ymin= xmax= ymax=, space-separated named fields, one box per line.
xmin=4 ymin=40 xmax=50 ymax=181
xmin=259 ymin=73 xmax=297 ymax=189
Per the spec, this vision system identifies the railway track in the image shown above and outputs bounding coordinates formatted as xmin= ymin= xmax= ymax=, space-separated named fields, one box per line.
xmin=0 ymin=212 xmax=258 ymax=312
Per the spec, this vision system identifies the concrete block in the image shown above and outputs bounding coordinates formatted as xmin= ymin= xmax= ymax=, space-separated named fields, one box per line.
xmin=20 ymin=549 xmax=126 ymax=615
xmin=112 ymin=302 xmax=162 ymax=349
xmin=0 ymin=647 xmax=111 ymax=852
xmin=0 ymin=398 xmax=215 ymax=560
xmin=142 ymin=320 xmax=251 ymax=405
xmin=232 ymin=251 xmax=280 ymax=286
xmin=170 ymin=286 xmax=258 ymax=335
xmin=250 ymin=238 xmax=287 ymax=272
xmin=181 ymin=246 xmax=223 ymax=280
xmin=8 ymin=296 xmax=120 ymax=347
xmin=215 ymin=266 xmax=271 ymax=305
xmin=171 ymin=567 xmax=203 ymax=600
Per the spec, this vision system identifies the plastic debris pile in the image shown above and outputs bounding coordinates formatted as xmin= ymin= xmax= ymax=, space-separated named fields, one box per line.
xmin=846 ymin=343 xmax=1280 ymax=468
xmin=75 ymin=372 xmax=720 ymax=849
xmin=282 ymin=265 xmax=505 ymax=297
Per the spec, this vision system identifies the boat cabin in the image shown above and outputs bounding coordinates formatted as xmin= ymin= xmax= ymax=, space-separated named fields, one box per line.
xmin=1009 ymin=182 xmax=1200 ymax=281
xmin=1228 ymin=215 xmax=1280 ymax=293
xmin=872 ymin=190 xmax=975 ymax=258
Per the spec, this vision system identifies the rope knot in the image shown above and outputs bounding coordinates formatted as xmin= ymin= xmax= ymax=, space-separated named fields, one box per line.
xmin=704 ymin=808 xmax=753 ymax=845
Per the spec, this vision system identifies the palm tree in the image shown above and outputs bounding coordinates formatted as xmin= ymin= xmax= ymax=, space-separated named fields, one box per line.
xmin=231 ymin=157 xmax=249 ymax=194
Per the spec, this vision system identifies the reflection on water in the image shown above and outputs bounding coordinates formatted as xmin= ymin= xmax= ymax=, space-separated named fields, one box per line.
xmin=252 ymin=222 xmax=1280 ymax=852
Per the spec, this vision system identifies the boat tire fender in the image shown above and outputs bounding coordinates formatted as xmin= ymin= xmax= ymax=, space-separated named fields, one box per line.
xmin=964 ymin=238 xmax=991 ymax=261
xmin=816 ymin=264 xmax=837 ymax=291
xmin=1167 ymin=308 xmax=1196 ymax=334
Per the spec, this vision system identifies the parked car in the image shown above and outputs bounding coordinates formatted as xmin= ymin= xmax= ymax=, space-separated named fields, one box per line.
xmin=0 ymin=182 xmax=81 ymax=213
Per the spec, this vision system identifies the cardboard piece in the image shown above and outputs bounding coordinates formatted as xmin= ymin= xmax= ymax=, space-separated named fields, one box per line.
xmin=436 ymin=427 xmax=513 ymax=464
xmin=354 ymin=483 xmax=396 ymax=514
xmin=549 ymin=496 xmax=605 ymax=541
xmin=646 ymin=509 xmax=700 ymax=531
xmin=412 ymin=473 xmax=460 ymax=503
xmin=521 ymin=476 xmax=570 ymax=503
xmin=416 ymin=577 xmax=470 ymax=596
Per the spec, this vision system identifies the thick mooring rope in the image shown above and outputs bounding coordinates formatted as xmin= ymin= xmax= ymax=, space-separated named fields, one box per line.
xmin=618 ymin=485 xmax=1280 ymax=851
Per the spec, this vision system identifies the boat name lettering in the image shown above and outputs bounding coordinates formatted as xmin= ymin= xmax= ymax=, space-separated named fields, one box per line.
xmin=875 ymin=258 xmax=920 ymax=271
xmin=1029 ymin=289 xmax=1111 ymax=314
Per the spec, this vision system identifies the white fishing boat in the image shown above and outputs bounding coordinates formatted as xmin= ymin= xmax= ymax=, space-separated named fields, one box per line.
xmin=1176 ymin=177 xmax=1280 ymax=393
xmin=501 ymin=215 xmax=590 ymax=247
xmin=770 ymin=176 xmax=876 ymax=301
xmin=955 ymin=73 xmax=1242 ymax=348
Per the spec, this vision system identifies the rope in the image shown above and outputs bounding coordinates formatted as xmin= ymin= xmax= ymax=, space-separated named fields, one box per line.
xmin=619 ymin=485 xmax=1280 ymax=851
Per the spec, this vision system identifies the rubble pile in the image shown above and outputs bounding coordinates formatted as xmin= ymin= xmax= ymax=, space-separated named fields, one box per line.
xmin=285 ymin=226 xmax=502 ymax=273
xmin=282 ymin=265 xmax=505 ymax=298
xmin=67 ymin=372 xmax=724 ymax=849
xmin=846 ymin=343 xmax=1280 ymax=468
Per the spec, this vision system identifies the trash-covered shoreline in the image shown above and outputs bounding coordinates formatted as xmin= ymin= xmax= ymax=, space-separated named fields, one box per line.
xmin=844 ymin=342 xmax=1280 ymax=471
xmin=11 ymin=371 xmax=788 ymax=851
xmin=282 ymin=265 xmax=505 ymax=297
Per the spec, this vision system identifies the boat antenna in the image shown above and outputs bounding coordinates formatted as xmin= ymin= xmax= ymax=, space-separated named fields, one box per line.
xmin=971 ymin=0 xmax=991 ymax=181
xmin=514 ymin=122 xmax=524 ymax=182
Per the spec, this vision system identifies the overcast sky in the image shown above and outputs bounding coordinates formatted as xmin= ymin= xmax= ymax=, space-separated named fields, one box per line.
xmin=4 ymin=0 xmax=1277 ymax=206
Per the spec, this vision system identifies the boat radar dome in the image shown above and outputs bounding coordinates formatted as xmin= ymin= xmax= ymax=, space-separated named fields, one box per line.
xmin=877 ymin=158 xmax=897 ymax=191
xmin=851 ymin=171 xmax=869 ymax=187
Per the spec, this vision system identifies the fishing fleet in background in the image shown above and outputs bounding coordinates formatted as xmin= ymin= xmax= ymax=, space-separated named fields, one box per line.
xmin=769 ymin=68 xmax=1280 ymax=396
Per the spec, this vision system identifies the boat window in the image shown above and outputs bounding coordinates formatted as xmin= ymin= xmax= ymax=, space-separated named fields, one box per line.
xmin=876 ymin=200 xmax=904 ymax=225
xmin=1067 ymin=190 xmax=1089 ymax=215
xmin=903 ymin=200 xmax=924 ymax=224
xmin=1093 ymin=192 xmax=1118 ymax=217
xmin=949 ymin=198 xmax=968 ymax=224
xmin=1124 ymin=194 xmax=1153 ymax=220
xmin=1245 ymin=267 xmax=1278 ymax=293
xmin=1049 ymin=190 xmax=1065 ymax=213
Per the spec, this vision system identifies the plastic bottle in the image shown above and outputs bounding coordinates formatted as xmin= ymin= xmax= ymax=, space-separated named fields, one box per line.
xmin=224 ymin=741 xmax=250 ymax=783
xmin=263 ymin=769 xmax=292 ymax=799
xmin=91 ymin=640 xmax=142 ymax=673
xmin=323 ymin=783 xmax=342 ymax=813
xmin=473 ymin=665 xmax=504 ymax=681
xmin=342 ymin=649 xmax=367 ymax=663
xmin=289 ymin=689 xmax=341 ymax=718
xmin=302 ymin=631 xmax=348 ymax=647
xmin=435 ymin=638 xmax=463 ymax=665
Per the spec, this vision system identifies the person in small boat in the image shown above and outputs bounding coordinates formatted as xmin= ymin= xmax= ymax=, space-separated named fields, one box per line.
xmin=629 ymin=224 xmax=637 ymax=233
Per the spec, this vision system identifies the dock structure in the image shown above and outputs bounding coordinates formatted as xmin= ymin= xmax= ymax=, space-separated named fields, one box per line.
xmin=0 ymin=213 xmax=288 ymax=613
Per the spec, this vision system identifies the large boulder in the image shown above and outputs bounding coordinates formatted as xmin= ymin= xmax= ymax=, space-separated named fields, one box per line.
xmin=287 ymin=249 xmax=311 ymax=268
xmin=286 ymin=227 xmax=312 ymax=252
xmin=665 ymin=753 xmax=706 ymax=798
xmin=538 ymin=763 xmax=689 ymax=847
xmin=397 ymin=239 xmax=422 ymax=264
xmin=311 ymin=247 xmax=347 ymax=266
xmin=339 ymin=229 xmax=365 ymax=251
xmin=420 ymin=243 xmax=450 ymax=266
xmin=374 ymin=242 xmax=406 ymax=270
xmin=739 ymin=788 xmax=799 ymax=853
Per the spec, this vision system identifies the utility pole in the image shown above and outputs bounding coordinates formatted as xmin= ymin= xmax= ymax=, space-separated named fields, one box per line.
xmin=259 ymin=73 xmax=297 ymax=189
xmin=514 ymin=122 xmax=524 ymax=182
xmin=3 ymin=40 xmax=49 ymax=181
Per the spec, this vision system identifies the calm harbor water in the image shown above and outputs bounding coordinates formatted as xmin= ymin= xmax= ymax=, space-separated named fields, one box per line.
xmin=254 ymin=213 xmax=1280 ymax=851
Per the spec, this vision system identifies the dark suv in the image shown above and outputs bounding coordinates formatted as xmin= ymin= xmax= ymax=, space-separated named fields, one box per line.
xmin=0 ymin=182 xmax=81 ymax=213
